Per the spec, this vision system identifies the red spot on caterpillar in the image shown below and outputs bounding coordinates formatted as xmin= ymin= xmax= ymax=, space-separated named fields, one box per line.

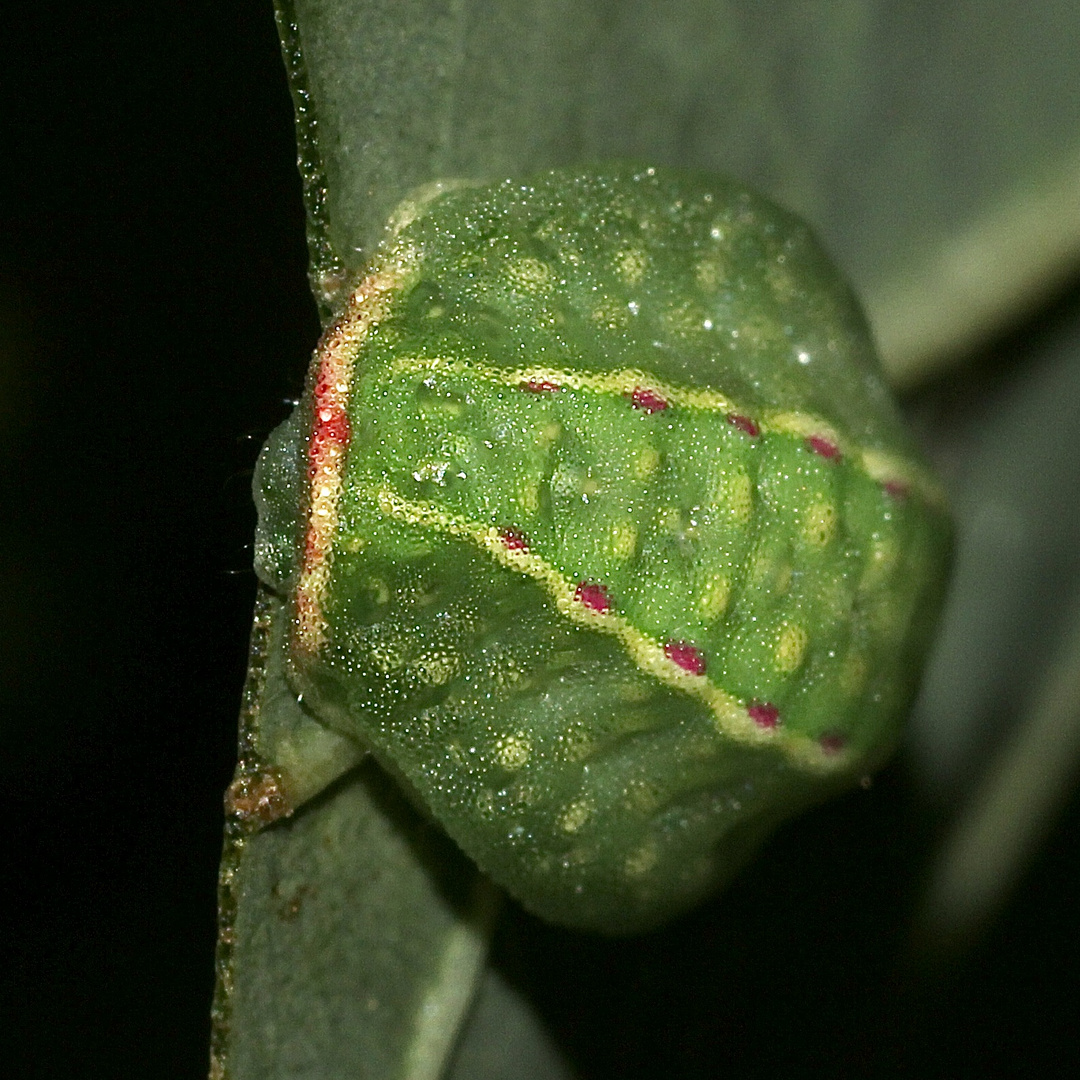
xmin=575 ymin=582 xmax=612 ymax=614
xmin=747 ymin=702 xmax=780 ymax=729
xmin=308 ymin=406 xmax=351 ymax=481
xmin=819 ymin=732 xmax=846 ymax=756
xmin=726 ymin=413 xmax=760 ymax=438
xmin=664 ymin=640 xmax=706 ymax=675
xmin=883 ymin=479 xmax=909 ymax=500
xmin=629 ymin=387 xmax=668 ymax=413
xmin=520 ymin=379 xmax=560 ymax=393
xmin=806 ymin=435 xmax=841 ymax=460
xmin=312 ymin=407 xmax=351 ymax=448
xmin=500 ymin=528 xmax=529 ymax=552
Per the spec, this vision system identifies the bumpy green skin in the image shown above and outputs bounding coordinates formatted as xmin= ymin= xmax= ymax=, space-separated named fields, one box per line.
xmin=254 ymin=165 xmax=951 ymax=934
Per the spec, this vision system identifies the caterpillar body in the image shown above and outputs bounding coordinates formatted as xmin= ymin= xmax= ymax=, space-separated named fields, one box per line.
xmin=253 ymin=165 xmax=950 ymax=933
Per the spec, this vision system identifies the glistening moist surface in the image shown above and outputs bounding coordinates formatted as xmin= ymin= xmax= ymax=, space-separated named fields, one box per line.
xmin=266 ymin=166 xmax=951 ymax=931
xmin=300 ymin=341 xmax=942 ymax=771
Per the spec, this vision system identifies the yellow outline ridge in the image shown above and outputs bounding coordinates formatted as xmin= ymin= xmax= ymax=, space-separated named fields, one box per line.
xmin=380 ymin=354 xmax=946 ymax=508
xmin=371 ymin=482 xmax=849 ymax=774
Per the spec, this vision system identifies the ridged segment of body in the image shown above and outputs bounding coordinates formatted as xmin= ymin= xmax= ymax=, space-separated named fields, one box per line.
xmin=254 ymin=165 xmax=951 ymax=933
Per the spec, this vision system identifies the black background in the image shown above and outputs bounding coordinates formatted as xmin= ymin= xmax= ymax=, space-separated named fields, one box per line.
xmin=4 ymin=4 xmax=314 ymax=1076
xmin=3 ymin=3 xmax=1079 ymax=1078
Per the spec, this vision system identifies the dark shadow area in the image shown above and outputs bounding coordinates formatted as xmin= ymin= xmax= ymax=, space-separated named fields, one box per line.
xmin=2 ymin=4 xmax=315 ymax=1078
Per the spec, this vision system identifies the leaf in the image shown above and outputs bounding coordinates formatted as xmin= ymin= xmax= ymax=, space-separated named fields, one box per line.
xmin=211 ymin=590 xmax=500 ymax=1080
xmin=906 ymin=296 xmax=1080 ymax=953
xmin=277 ymin=0 xmax=1080 ymax=383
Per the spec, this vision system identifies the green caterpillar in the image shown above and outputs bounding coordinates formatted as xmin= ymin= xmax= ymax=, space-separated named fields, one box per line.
xmin=254 ymin=164 xmax=951 ymax=933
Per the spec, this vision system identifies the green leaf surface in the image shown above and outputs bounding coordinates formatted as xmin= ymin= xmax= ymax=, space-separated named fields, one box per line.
xmin=278 ymin=0 xmax=1080 ymax=382
xmin=212 ymin=590 xmax=499 ymax=1080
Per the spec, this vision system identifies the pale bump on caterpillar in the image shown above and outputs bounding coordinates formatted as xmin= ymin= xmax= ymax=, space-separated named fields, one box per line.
xmin=253 ymin=165 xmax=951 ymax=934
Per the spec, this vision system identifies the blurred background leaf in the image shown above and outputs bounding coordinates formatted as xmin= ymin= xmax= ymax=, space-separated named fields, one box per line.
xmin=282 ymin=0 xmax=1080 ymax=384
